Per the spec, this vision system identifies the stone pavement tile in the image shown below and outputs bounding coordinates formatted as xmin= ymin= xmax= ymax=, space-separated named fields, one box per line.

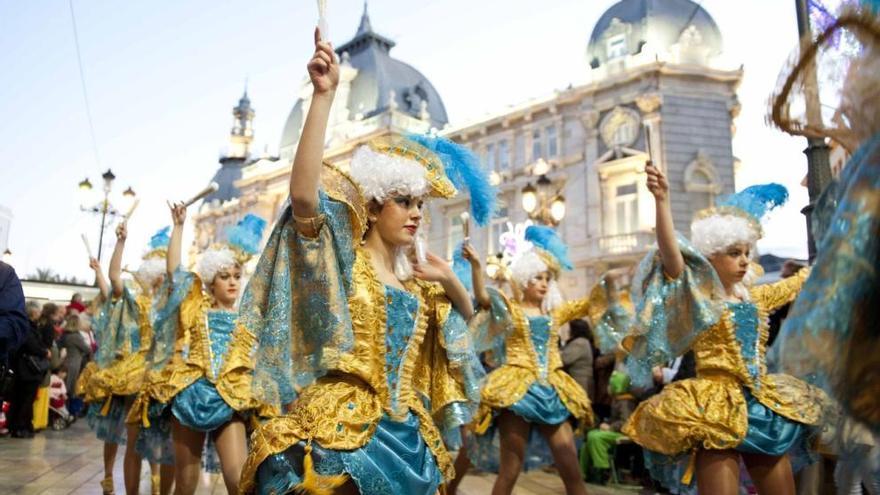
xmin=38 ymin=488 xmax=74 ymax=495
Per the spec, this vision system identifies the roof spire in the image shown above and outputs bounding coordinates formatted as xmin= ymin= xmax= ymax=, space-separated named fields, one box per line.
xmin=357 ymin=1 xmax=372 ymax=35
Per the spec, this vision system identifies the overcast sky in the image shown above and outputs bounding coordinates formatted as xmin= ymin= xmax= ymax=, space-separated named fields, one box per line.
xmin=0 ymin=0 xmax=824 ymax=281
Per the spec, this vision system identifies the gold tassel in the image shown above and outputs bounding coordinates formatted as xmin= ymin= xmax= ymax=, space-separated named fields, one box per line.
xmin=292 ymin=443 xmax=348 ymax=495
xmin=141 ymin=401 xmax=151 ymax=428
xmin=473 ymin=409 xmax=492 ymax=435
xmin=100 ymin=396 xmax=113 ymax=416
xmin=680 ymin=450 xmax=697 ymax=485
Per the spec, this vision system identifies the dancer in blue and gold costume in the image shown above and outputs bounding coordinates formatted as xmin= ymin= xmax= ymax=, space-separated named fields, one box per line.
xmin=99 ymin=223 xmax=175 ymax=495
xmin=237 ymin=28 xmax=489 ymax=495
xmin=131 ymin=205 xmax=268 ymax=495
xmin=768 ymin=4 xmax=880 ymax=491
xmin=466 ymin=226 xmax=596 ymax=495
xmin=621 ymin=163 xmax=827 ymax=495
xmin=76 ymin=256 xmax=116 ymax=495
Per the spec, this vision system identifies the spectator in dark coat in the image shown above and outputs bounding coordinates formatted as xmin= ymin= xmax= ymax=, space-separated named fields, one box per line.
xmin=0 ymin=261 xmax=29 ymax=368
xmin=562 ymin=319 xmax=595 ymax=402
xmin=8 ymin=307 xmax=53 ymax=438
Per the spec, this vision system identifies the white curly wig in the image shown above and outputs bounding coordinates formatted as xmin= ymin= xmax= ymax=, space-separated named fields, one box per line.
xmin=510 ymin=251 xmax=564 ymax=312
xmin=348 ymin=145 xmax=430 ymax=202
xmin=691 ymin=214 xmax=761 ymax=300
xmin=136 ymin=258 xmax=166 ymax=289
xmin=690 ymin=214 xmax=759 ymax=258
xmin=196 ymin=246 xmax=237 ymax=285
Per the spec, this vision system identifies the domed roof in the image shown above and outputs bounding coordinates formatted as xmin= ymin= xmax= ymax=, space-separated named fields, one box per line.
xmin=280 ymin=6 xmax=448 ymax=152
xmin=587 ymin=0 xmax=722 ymax=68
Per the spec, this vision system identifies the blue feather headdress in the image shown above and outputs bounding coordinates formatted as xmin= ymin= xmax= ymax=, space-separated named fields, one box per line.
xmin=406 ymin=134 xmax=498 ymax=226
xmin=695 ymin=183 xmax=789 ymax=234
xmin=143 ymin=226 xmax=171 ymax=259
xmin=524 ymin=225 xmax=573 ymax=272
xmin=691 ymin=183 xmax=789 ymax=254
xmin=226 ymin=213 xmax=267 ymax=262
xmin=717 ymin=183 xmax=789 ymax=224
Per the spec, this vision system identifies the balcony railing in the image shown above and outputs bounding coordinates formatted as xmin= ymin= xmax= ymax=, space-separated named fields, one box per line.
xmin=589 ymin=232 xmax=655 ymax=257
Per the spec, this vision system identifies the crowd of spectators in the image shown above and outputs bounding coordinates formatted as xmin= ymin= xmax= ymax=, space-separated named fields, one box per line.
xmin=0 ymin=261 xmax=96 ymax=438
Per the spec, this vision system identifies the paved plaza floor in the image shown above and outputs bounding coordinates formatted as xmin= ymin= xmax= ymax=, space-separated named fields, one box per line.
xmin=0 ymin=421 xmax=644 ymax=494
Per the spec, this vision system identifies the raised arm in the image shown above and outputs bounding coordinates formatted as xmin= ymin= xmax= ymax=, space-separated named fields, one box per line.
xmin=289 ymin=28 xmax=339 ymax=219
xmin=167 ymin=202 xmax=186 ymax=278
xmin=109 ymin=223 xmax=127 ymax=298
xmin=461 ymin=243 xmax=491 ymax=309
xmin=89 ymin=257 xmax=110 ymax=300
xmin=646 ymin=162 xmax=684 ymax=279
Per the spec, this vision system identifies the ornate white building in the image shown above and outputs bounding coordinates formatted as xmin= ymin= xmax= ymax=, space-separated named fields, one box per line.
xmin=193 ymin=0 xmax=743 ymax=293
xmin=433 ymin=0 xmax=743 ymax=292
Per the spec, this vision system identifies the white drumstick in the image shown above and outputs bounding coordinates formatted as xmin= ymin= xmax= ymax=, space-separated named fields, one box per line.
xmin=81 ymin=233 xmax=94 ymax=259
xmin=123 ymin=198 xmax=140 ymax=221
xmin=183 ymin=182 xmax=219 ymax=207
xmin=317 ymin=0 xmax=329 ymax=40
xmin=460 ymin=212 xmax=471 ymax=244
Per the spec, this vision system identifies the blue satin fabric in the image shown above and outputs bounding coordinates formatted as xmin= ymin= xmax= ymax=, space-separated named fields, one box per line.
xmin=171 ymin=378 xmax=235 ymax=432
xmin=256 ymin=413 xmax=442 ymax=495
xmin=508 ymin=383 xmax=571 ymax=425
xmin=170 ymin=309 xmax=237 ymax=432
xmin=737 ymin=389 xmax=804 ymax=455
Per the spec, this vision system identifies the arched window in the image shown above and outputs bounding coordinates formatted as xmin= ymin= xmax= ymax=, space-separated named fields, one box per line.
xmin=684 ymin=151 xmax=722 ymax=212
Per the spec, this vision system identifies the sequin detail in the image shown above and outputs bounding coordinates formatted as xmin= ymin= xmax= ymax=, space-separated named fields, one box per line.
xmin=384 ymin=285 xmax=419 ymax=413
xmin=730 ymin=302 xmax=761 ymax=387
xmin=527 ymin=316 xmax=551 ymax=380
xmin=206 ymin=310 xmax=236 ymax=378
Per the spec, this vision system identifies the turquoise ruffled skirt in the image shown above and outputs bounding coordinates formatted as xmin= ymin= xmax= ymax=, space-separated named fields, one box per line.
xmin=645 ymin=389 xmax=807 ymax=494
xmin=256 ymin=412 xmax=442 ymax=495
xmin=171 ymin=378 xmax=235 ymax=432
xmin=469 ymin=383 xmax=570 ymax=473
xmin=87 ymin=398 xmax=127 ymax=445
xmin=508 ymin=383 xmax=571 ymax=425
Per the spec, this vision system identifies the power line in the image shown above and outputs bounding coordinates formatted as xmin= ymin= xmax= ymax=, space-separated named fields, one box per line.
xmin=68 ymin=0 xmax=101 ymax=167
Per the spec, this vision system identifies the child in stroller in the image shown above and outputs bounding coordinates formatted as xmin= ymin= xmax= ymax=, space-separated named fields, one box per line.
xmin=49 ymin=369 xmax=74 ymax=430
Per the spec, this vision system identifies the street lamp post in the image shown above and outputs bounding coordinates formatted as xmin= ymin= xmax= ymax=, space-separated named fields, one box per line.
xmin=79 ymin=169 xmax=136 ymax=262
xmin=795 ymin=0 xmax=833 ymax=260
xmin=521 ymin=159 xmax=566 ymax=227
